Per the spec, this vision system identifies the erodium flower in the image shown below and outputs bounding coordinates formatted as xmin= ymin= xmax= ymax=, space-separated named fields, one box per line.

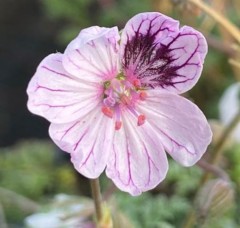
xmin=27 ymin=12 xmax=212 ymax=195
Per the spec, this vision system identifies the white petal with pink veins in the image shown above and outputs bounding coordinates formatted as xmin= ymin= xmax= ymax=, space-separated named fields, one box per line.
xmin=27 ymin=53 xmax=100 ymax=124
xmin=121 ymin=12 xmax=207 ymax=94
xmin=106 ymin=111 xmax=168 ymax=196
xmin=63 ymin=26 xmax=120 ymax=83
xmin=137 ymin=90 xmax=212 ymax=166
xmin=49 ymin=110 xmax=114 ymax=178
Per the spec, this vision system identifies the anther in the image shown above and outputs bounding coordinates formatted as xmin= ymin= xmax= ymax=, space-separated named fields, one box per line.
xmin=102 ymin=106 xmax=113 ymax=118
xmin=115 ymin=121 xmax=122 ymax=130
xmin=139 ymin=91 xmax=147 ymax=100
xmin=133 ymin=79 xmax=141 ymax=88
xmin=137 ymin=114 xmax=146 ymax=126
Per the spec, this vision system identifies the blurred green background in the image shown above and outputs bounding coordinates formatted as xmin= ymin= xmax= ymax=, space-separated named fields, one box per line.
xmin=0 ymin=0 xmax=240 ymax=227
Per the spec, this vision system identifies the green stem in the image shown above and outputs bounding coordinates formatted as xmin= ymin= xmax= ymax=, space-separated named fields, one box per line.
xmin=90 ymin=178 xmax=103 ymax=224
xmin=197 ymin=159 xmax=229 ymax=182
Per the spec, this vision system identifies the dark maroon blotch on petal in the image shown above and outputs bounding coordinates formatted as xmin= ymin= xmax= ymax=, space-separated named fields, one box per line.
xmin=122 ymin=19 xmax=202 ymax=90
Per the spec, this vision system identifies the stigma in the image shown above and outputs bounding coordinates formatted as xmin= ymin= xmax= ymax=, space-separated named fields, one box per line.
xmin=101 ymin=76 xmax=147 ymax=130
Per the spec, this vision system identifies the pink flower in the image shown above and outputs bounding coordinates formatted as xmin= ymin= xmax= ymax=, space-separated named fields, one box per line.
xmin=27 ymin=12 xmax=212 ymax=195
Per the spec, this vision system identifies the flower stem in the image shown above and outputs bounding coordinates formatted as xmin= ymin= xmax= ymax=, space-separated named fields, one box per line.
xmin=187 ymin=0 xmax=240 ymax=44
xmin=90 ymin=178 xmax=103 ymax=224
xmin=197 ymin=159 xmax=229 ymax=182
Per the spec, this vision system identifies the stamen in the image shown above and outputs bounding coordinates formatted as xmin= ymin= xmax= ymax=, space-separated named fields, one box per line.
xmin=139 ymin=91 xmax=147 ymax=100
xmin=133 ymin=79 xmax=141 ymax=88
xmin=102 ymin=75 xmax=147 ymax=128
xmin=102 ymin=106 xmax=113 ymax=118
xmin=115 ymin=121 xmax=122 ymax=130
xmin=137 ymin=114 xmax=146 ymax=126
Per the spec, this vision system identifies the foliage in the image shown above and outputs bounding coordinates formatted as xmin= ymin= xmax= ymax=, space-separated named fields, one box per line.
xmin=116 ymin=192 xmax=190 ymax=228
xmin=0 ymin=140 xmax=78 ymax=200
xmin=114 ymin=159 xmax=238 ymax=228
xmin=41 ymin=0 xmax=152 ymax=44
xmin=1 ymin=140 xmax=239 ymax=226
xmin=0 ymin=139 xmax=239 ymax=226
xmin=0 ymin=140 xmax=79 ymax=223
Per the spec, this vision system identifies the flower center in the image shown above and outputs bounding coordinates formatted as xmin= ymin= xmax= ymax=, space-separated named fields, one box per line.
xmin=101 ymin=74 xmax=147 ymax=130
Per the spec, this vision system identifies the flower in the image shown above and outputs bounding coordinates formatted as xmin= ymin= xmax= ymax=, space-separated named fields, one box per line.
xmin=27 ymin=12 xmax=212 ymax=195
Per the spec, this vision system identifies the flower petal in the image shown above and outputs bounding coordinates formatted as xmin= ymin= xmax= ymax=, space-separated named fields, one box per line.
xmin=121 ymin=12 xmax=207 ymax=93
xmin=137 ymin=90 xmax=212 ymax=166
xmin=63 ymin=26 xmax=120 ymax=83
xmin=27 ymin=53 xmax=100 ymax=124
xmin=49 ymin=110 xmax=114 ymax=178
xmin=106 ymin=111 xmax=168 ymax=196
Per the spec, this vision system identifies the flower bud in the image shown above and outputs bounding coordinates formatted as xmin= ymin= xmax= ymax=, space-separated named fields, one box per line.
xmin=195 ymin=179 xmax=234 ymax=222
